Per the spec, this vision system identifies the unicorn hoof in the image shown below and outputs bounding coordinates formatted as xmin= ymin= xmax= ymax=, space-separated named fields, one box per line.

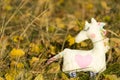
xmin=69 ymin=72 xmax=77 ymax=78
xmin=89 ymin=72 xmax=97 ymax=80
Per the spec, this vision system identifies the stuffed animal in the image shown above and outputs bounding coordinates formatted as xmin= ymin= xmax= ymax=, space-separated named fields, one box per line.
xmin=47 ymin=18 xmax=110 ymax=78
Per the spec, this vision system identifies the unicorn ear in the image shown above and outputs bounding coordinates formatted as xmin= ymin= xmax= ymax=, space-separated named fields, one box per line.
xmin=91 ymin=18 xmax=97 ymax=23
xmin=85 ymin=21 xmax=89 ymax=25
xmin=100 ymin=22 xmax=106 ymax=27
xmin=85 ymin=21 xmax=90 ymax=29
xmin=99 ymin=22 xmax=106 ymax=28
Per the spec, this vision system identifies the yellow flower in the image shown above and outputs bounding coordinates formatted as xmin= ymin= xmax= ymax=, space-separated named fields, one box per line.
xmin=29 ymin=43 xmax=40 ymax=54
xmin=5 ymin=73 xmax=14 ymax=80
xmin=10 ymin=61 xmax=24 ymax=69
xmin=17 ymin=62 xmax=24 ymax=69
xmin=67 ymin=35 xmax=75 ymax=46
xmin=12 ymin=36 xmax=24 ymax=42
xmin=0 ymin=77 xmax=4 ymax=80
xmin=86 ymin=3 xmax=93 ymax=9
xmin=5 ymin=68 xmax=17 ymax=80
xmin=29 ymin=57 xmax=39 ymax=66
xmin=9 ymin=48 xmax=25 ymax=58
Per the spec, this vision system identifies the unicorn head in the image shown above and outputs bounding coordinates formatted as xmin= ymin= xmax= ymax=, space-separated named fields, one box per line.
xmin=75 ymin=18 xmax=106 ymax=43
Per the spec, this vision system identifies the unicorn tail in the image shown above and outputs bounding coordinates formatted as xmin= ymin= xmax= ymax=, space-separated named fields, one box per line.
xmin=47 ymin=51 xmax=64 ymax=64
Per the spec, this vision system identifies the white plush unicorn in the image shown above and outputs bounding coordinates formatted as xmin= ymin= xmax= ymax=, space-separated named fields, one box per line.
xmin=47 ymin=18 xmax=110 ymax=78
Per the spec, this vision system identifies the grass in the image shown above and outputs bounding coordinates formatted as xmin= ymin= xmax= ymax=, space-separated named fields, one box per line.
xmin=0 ymin=0 xmax=120 ymax=80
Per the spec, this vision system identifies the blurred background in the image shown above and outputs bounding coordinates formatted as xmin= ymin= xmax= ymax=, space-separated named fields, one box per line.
xmin=0 ymin=0 xmax=120 ymax=80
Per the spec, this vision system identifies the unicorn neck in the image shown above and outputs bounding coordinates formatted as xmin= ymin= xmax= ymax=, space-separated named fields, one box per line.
xmin=93 ymin=40 xmax=104 ymax=51
xmin=92 ymin=35 xmax=105 ymax=52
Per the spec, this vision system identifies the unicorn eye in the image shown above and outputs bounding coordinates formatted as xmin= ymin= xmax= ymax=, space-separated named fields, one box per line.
xmin=84 ymin=27 xmax=90 ymax=31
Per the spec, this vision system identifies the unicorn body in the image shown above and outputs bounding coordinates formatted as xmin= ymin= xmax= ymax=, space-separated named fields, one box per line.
xmin=47 ymin=18 xmax=110 ymax=76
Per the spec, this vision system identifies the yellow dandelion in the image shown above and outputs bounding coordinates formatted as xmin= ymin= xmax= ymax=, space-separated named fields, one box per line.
xmin=17 ymin=62 xmax=24 ymax=69
xmin=10 ymin=61 xmax=24 ymax=69
xmin=4 ymin=5 xmax=12 ymax=11
xmin=5 ymin=73 xmax=14 ymax=80
xmin=67 ymin=35 xmax=75 ymax=46
xmin=5 ymin=68 xmax=18 ymax=80
xmin=29 ymin=57 xmax=39 ymax=66
xmin=0 ymin=77 xmax=4 ymax=80
xmin=9 ymin=48 xmax=25 ymax=58
xmin=12 ymin=36 xmax=24 ymax=42
xmin=29 ymin=43 xmax=40 ymax=54
xmin=86 ymin=3 xmax=93 ymax=9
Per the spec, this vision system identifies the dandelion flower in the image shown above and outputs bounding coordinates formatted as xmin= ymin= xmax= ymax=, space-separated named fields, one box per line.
xmin=29 ymin=43 xmax=40 ymax=54
xmin=9 ymin=48 xmax=25 ymax=58
xmin=10 ymin=61 xmax=24 ymax=69
xmin=29 ymin=57 xmax=39 ymax=66
xmin=67 ymin=35 xmax=75 ymax=46
xmin=5 ymin=69 xmax=17 ymax=80
xmin=17 ymin=62 xmax=24 ymax=69
xmin=5 ymin=73 xmax=14 ymax=80
xmin=12 ymin=36 xmax=24 ymax=42
xmin=0 ymin=77 xmax=4 ymax=80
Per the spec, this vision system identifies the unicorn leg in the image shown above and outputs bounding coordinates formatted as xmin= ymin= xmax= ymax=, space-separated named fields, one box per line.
xmin=69 ymin=71 xmax=77 ymax=78
xmin=89 ymin=72 xmax=97 ymax=80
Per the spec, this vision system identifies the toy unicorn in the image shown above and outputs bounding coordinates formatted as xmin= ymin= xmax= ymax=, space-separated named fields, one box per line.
xmin=47 ymin=18 xmax=110 ymax=78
